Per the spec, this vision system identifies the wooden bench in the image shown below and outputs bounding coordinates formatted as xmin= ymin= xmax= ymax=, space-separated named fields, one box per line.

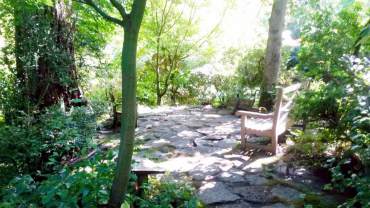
xmin=236 ymin=83 xmax=301 ymax=154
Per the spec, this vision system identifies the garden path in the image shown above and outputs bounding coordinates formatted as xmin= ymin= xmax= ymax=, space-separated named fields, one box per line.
xmin=104 ymin=106 xmax=341 ymax=208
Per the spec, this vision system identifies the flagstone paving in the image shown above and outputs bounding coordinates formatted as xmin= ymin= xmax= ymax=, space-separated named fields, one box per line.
xmin=104 ymin=105 xmax=343 ymax=207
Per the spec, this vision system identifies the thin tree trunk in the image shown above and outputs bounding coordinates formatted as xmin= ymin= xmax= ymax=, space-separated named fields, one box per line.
xmin=157 ymin=94 xmax=162 ymax=105
xmin=155 ymin=35 xmax=161 ymax=105
xmin=109 ymin=89 xmax=119 ymax=128
xmin=77 ymin=0 xmax=146 ymax=206
xmin=109 ymin=29 xmax=139 ymax=207
xmin=259 ymin=0 xmax=288 ymax=111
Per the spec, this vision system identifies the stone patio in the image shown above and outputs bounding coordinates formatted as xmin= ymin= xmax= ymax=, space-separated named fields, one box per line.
xmin=103 ymin=105 xmax=342 ymax=207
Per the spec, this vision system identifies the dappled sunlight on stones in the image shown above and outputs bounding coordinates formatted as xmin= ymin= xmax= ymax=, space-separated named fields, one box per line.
xmin=132 ymin=158 xmax=163 ymax=170
xmin=177 ymin=130 xmax=202 ymax=138
xmin=158 ymin=156 xmax=200 ymax=172
xmin=198 ymin=182 xmax=240 ymax=204
xmin=117 ymin=106 xmax=343 ymax=207
xmin=132 ymin=106 xmax=309 ymax=207
xmin=242 ymin=155 xmax=281 ymax=173
xmin=202 ymin=114 xmax=222 ymax=118
xmin=142 ymin=138 xmax=171 ymax=149
xmin=217 ymin=169 xmax=246 ymax=183
xmin=184 ymin=120 xmax=205 ymax=129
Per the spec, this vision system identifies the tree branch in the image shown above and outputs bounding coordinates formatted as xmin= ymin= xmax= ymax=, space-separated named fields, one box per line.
xmin=109 ymin=0 xmax=128 ymax=19
xmin=78 ymin=0 xmax=124 ymax=26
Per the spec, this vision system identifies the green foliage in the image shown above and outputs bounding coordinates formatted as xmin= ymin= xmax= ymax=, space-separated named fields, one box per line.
xmin=205 ymin=47 xmax=265 ymax=108
xmin=209 ymin=75 xmax=238 ymax=107
xmin=288 ymin=130 xmax=329 ymax=165
xmin=0 ymin=0 xmax=116 ymax=120
xmin=236 ymin=48 xmax=264 ymax=89
xmin=39 ymin=107 xmax=97 ymax=168
xmin=0 ymin=151 xmax=200 ymax=208
xmin=295 ymin=58 xmax=370 ymax=208
xmin=134 ymin=177 xmax=201 ymax=208
xmin=0 ymin=151 xmax=117 ymax=207
xmin=137 ymin=66 xmax=157 ymax=105
xmin=292 ymin=2 xmax=370 ymax=207
xmin=0 ymin=106 xmax=97 ymax=185
xmin=296 ymin=2 xmax=364 ymax=79
xmin=72 ymin=2 xmax=116 ymax=59
xmin=354 ymin=19 xmax=370 ymax=50
xmin=138 ymin=0 xmax=214 ymax=105
xmin=85 ymin=55 xmax=122 ymax=117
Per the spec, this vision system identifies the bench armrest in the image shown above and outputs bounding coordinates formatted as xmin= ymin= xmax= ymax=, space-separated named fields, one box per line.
xmin=235 ymin=110 xmax=273 ymax=118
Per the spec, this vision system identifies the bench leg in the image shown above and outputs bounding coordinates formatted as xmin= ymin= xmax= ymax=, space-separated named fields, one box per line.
xmin=271 ymin=134 xmax=278 ymax=155
xmin=241 ymin=129 xmax=247 ymax=149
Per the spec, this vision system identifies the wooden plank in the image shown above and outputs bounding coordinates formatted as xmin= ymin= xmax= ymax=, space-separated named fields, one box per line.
xmin=236 ymin=110 xmax=273 ymax=118
xmin=283 ymin=83 xmax=301 ymax=94
xmin=132 ymin=169 xmax=165 ymax=174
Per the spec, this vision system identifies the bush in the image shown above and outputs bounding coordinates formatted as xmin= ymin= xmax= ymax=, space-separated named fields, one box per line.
xmin=0 ymin=151 xmax=201 ymax=208
xmin=0 ymin=106 xmax=97 ymax=185
xmin=0 ymin=151 xmax=117 ymax=207
xmin=290 ymin=4 xmax=370 ymax=206
xmin=293 ymin=56 xmax=369 ymax=207
xmin=134 ymin=177 xmax=201 ymax=208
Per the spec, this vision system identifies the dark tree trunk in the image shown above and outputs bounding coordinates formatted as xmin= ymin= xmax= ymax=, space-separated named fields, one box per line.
xmin=12 ymin=0 xmax=79 ymax=116
xmin=157 ymin=93 xmax=162 ymax=105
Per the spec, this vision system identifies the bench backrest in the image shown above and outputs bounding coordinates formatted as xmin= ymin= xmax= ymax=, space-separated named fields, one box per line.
xmin=272 ymin=83 xmax=301 ymax=135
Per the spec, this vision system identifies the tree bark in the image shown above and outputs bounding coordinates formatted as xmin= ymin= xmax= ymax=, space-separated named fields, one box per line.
xmin=156 ymin=93 xmax=162 ymax=105
xmin=109 ymin=29 xmax=139 ymax=207
xmin=76 ymin=0 xmax=146 ymax=206
xmin=12 ymin=0 xmax=79 ymax=116
xmin=259 ymin=0 xmax=288 ymax=111
xmin=109 ymin=1 xmax=146 ymax=206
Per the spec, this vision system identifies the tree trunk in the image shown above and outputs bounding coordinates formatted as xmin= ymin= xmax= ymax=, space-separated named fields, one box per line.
xmin=170 ymin=93 xmax=176 ymax=105
xmin=155 ymin=35 xmax=162 ymax=106
xmin=52 ymin=0 xmax=79 ymax=107
xmin=156 ymin=93 xmax=161 ymax=105
xmin=259 ymin=0 xmax=288 ymax=111
xmin=77 ymin=0 xmax=146 ymax=206
xmin=109 ymin=29 xmax=139 ymax=207
xmin=11 ymin=0 xmax=78 ymax=117
xmin=108 ymin=89 xmax=119 ymax=128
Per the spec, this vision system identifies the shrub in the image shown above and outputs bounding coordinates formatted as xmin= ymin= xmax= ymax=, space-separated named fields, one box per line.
xmin=0 ymin=151 xmax=201 ymax=208
xmin=0 ymin=106 xmax=97 ymax=185
xmin=291 ymin=0 xmax=368 ymax=191
xmin=0 ymin=151 xmax=117 ymax=207
xmin=134 ymin=177 xmax=201 ymax=208
xmin=293 ymin=56 xmax=369 ymax=207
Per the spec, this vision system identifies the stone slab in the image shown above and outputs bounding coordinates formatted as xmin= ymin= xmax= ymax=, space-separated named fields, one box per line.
xmin=198 ymin=182 xmax=240 ymax=205
xmin=232 ymin=186 xmax=274 ymax=203
xmin=271 ymin=185 xmax=302 ymax=202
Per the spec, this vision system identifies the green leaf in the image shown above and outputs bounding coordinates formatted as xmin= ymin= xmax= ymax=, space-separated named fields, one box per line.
xmin=120 ymin=201 xmax=130 ymax=208
xmin=40 ymin=0 xmax=53 ymax=7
